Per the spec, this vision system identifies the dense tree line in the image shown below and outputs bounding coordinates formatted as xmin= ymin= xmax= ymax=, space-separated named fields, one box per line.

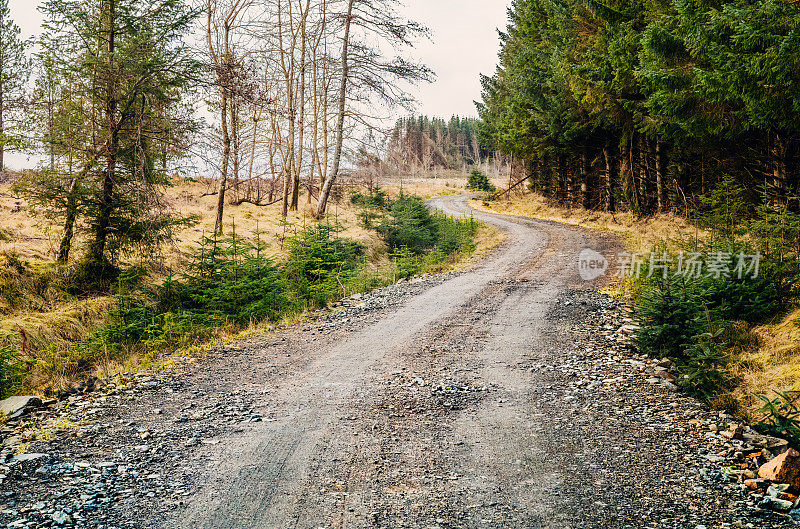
xmin=385 ymin=115 xmax=490 ymax=173
xmin=478 ymin=0 xmax=800 ymax=215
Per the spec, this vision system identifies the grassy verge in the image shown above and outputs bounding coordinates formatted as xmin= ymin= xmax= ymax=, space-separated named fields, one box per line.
xmin=471 ymin=194 xmax=704 ymax=253
xmin=0 ymin=188 xmax=498 ymax=399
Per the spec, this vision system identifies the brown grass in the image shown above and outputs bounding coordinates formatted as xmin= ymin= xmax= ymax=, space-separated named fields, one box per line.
xmin=471 ymin=193 xmax=706 ymax=253
xmin=472 ymin=190 xmax=800 ymax=418
xmin=1 ymin=174 xmax=501 ymax=393
xmin=727 ymin=309 xmax=800 ymax=418
xmin=0 ymin=176 xmax=471 ymax=269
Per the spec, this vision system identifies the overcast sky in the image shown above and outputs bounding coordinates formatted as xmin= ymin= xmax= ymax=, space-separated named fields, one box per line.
xmin=398 ymin=0 xmax=509 ymax=117
xmin=10 ymin=0 xmax=509 ymax=116
xmin=6 ymin=0 xmax=508 ymax=168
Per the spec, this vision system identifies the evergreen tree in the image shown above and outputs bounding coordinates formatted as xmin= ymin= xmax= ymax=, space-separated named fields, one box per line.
xmin=33 ymin=0 xmax=199 ymax=272
xmin=478 ymin=0 xmax=800 ymax=217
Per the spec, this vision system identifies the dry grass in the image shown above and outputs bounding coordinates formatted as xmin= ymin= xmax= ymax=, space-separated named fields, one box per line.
xmin=470 ymin=193 xmax=706 ymax=253
xmin=728 ymin=309 xmax=800 ymax=418
xmin=0 ymin=190 xmax=59 ymax=262
xmin=0 ymin=296 xmax=113 ymax=353
xmin=471 ymin=190 xmax=800 ymax=418
xmin=0 ymin=176 xmax=470 ymax=269
xmin=1 ymin=174 xmax=499 ymax=393
xmin=459 ymin=223 xmax=506 ymax=271
xmin=150 ymin=179 xmax=389 ymax=273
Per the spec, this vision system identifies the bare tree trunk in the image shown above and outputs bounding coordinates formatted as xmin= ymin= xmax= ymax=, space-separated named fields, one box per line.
xmin=603 ymin=143 xmax=615 ymax=213
xmin=57 ymin=176 xmax=78 ymax=263
xmin=580 ymin=148 xmax=590 ymax=209
xmin=0 ymin=74 xmax=4 ymax=172
xmin=215 ymin=82 xmax=231 ymax=235
xmin=211 ymin=12 xmax=236 ymax=235
xmin=557 ymin=154 xmax=567 ymax=204
xmin=656 ymin=137 xmax=665 ymax=212
xmin=540 ymin=156 xmax=549 ymax=198
xmin=90 ymin=0 xmax=117 ymax=264
xmin=630 ymin=135 xmax=642 ymax=214
xmin=773 ymin=131 xmax=787 ymax=206
xmin=317 ymin=0 xmax=354 ymax=217
xmin=231 ymin=89 xmax=241 ymax=199
xmin=619 ymin=139 xmax=632 ymax=212
xmin=277 ymin=0 xmax=297 ymax=216
xmin=565 ymin=155 xmax=574 ymax=205
xmin=207 ymin=0 xmax=244 ymax=234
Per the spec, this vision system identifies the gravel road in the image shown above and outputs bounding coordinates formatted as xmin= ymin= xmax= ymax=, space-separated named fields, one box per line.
xmin=2 ymin=195 xmax=796 ymax=528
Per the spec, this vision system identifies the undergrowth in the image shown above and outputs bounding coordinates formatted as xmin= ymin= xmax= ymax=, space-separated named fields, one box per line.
xmin=633 ymin=183 xmax=800 ymax=420
xmin=756 ymin=391 xmax=800 ymax=449
xmin=0 ymin=190 xmax=480 ymax=396
xmin=371 ymin=194 xmax=478 ymax=278
xmin=467 ymin=169 xmax=496 ymax=193
xmin=0 ymin=336 xmax=22 ymax=399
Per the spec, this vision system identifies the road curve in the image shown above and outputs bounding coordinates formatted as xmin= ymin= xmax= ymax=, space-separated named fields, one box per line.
xmin=168 ymin=195 xmax=614 ymax=528
xmin=163 ymin=196 xmax=779 ymax=528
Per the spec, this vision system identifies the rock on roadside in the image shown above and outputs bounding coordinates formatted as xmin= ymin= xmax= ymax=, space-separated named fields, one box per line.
xmin=759 ymin=449 xmax=800 ymax=489
xmin=0 ymin=396 xmax=42 ymax=418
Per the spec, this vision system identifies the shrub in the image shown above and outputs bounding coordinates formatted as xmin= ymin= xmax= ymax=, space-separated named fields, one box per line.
xmin=676 ymin=336 xmax=734 ymax=401
xmin=634 ymin=275 xmax=713 ymax=361
xmin=391 ymin=246 xmax=421 ymax=279
xmin=692 ymin=175 xmax=753 ymax=239
xmin=70 ymin=234 xmax=291 ymax=363
xmin=634 ymin=238 xmax=797 ymax=404
xmin=352 ymin=186 xmax=390 ymax=229
xmin=635 ymin=240 xmax=795 ymax=358
xmin=351 ymin=186 xmax=389 ymax=209
xmin=0 ymin=336 xmax=22 ymax=399
xmin=66 ymin=258 xmax=121 ymax=297
xmin=467 ymin=169 xmax=496 ymax=193
xmin=284 ymin=224 xmax=365 ymax=307
xmin=377 ymin=195 xmax=438 ymax=254
xmin=757 ymin=391 xmax=800 ymax=449
xmin=433 ymin=215 xmax=477 ymax=256
xmin=176 ymin=235 xmax=290 ymax=324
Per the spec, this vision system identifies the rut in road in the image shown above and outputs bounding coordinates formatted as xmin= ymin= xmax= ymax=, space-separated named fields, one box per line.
xmin=171 ymin=195 xmax=622 ymax=528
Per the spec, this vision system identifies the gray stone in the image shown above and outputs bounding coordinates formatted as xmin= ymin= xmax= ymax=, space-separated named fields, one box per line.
xmin=768 ymin=483 xmax=791 ymax=498
xmin=51 ymin=511 xmax=72 ymax=525
xmin=0 ymin=396 xmax=42 ymax=417
xmin=9 ymin=453 xmax=48 ymax=466
xmin=743 ymin=431 xmax=791 ymax=455
xmin=760 ymin=495 xmax=795 ymax=513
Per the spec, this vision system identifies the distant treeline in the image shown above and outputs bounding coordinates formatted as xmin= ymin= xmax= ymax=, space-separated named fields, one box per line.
xmin=385 ymin=116 xmax=503 ymax=174
xmin=478 ymin=0 xmax=800 ymax=215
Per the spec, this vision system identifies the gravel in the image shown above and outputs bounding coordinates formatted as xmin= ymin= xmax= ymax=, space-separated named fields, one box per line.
xmin=0 ymin=195 xmax=796 ymax=528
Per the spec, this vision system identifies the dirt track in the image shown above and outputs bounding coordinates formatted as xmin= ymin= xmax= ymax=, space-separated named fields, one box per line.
xmin=163 ymin=196 xmax=790 ymax=528
xmin=172 ymin=195 xmax=616 ymax=528
xmin=2 ymin=195 xmax=794 ymax=528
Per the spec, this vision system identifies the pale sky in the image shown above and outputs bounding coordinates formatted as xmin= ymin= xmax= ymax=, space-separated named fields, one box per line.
xmin=6 ymin=0 xmax=508 ymax=168
xmin=399 ymin=0 xmax=509 ymax=117
xmin=10 ymin=0 xmax=508 ymax=116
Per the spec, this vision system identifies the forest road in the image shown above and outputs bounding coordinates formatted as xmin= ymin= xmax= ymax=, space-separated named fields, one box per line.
xmin=165 ymin=195 xmax=755 ymax=528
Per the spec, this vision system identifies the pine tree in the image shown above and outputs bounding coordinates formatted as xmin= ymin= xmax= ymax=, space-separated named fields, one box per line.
xmin=33 ymin=0 xmax=199 ymax=271
xmin=478 ymin=0 xmax=800 ymax=217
